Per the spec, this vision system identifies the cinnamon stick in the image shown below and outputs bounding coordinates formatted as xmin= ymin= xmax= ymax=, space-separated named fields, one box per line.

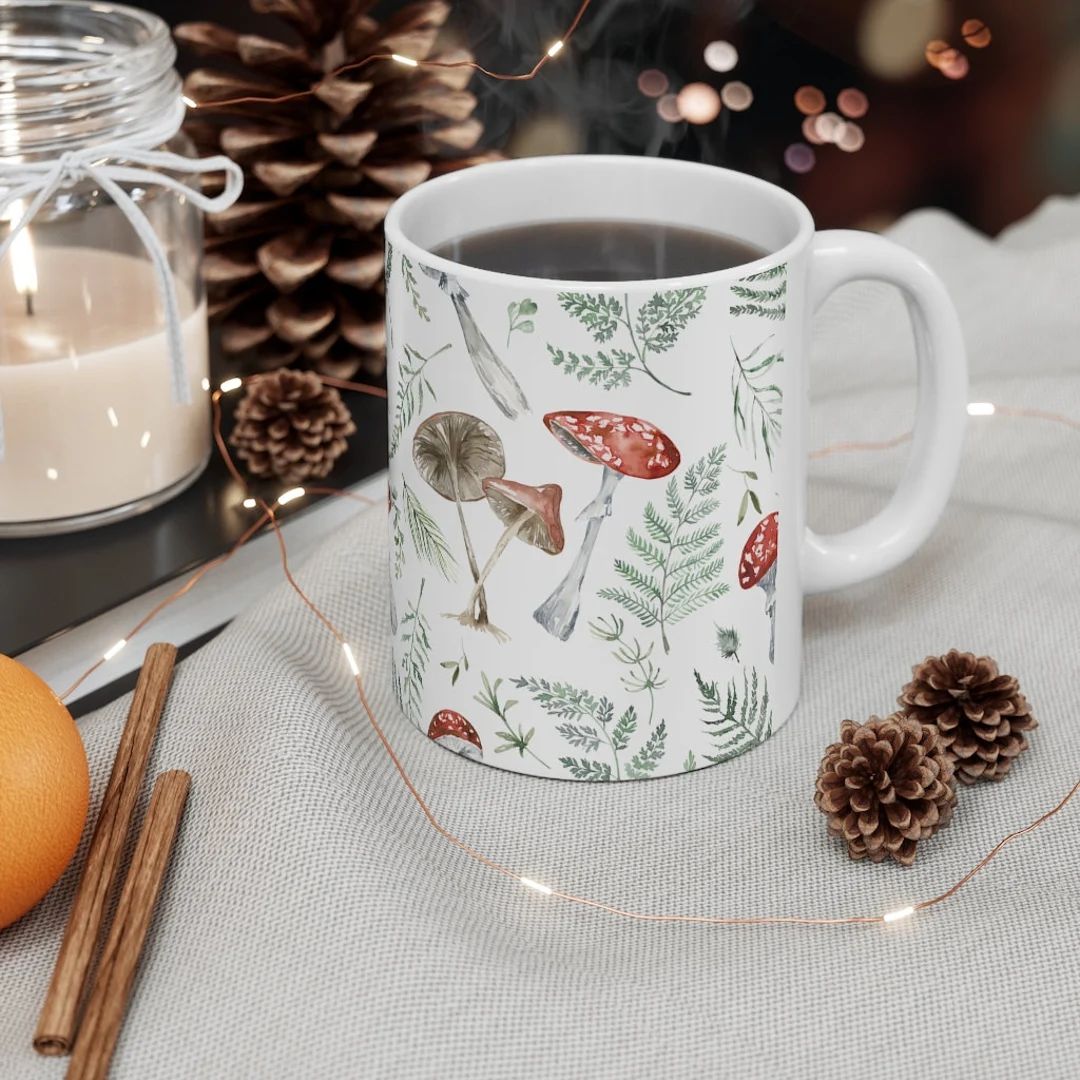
xmin=67 ymin=771 xmax=191 ymax=1080
xmin=35 ymin=643 xmax=177 ymax=1056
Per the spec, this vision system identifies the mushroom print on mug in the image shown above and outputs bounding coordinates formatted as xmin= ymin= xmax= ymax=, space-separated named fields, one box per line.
xmin=385 ymin=159 xmax=969 ymax=781
xmin=386 ymin=258 xmax=791 ymax=780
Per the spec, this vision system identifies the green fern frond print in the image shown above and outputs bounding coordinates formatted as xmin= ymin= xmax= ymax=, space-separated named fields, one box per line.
xmin=402 ymin=479 xmax=457 ymax=581
xmin=389 ymin=343 xmax=451 ymax=456
xmin=729 ymin=262 xmax=787 ymax=320
xmin=512 ymin=676 xmax=668 ymax=781
xmin=400 ymin=254 xmax=430 ymax=321
xmin=695 ymin=667 xmax=773 ymax=764
xmin=730 ymin=337 xmax=783 ymax=468
xmin=393 ymin=579 xmax=431 ymax=728
xmin=598 ymin=445 xmax=729 ymax=654
xmin=547 ymin=287 xmax=705 ymax=396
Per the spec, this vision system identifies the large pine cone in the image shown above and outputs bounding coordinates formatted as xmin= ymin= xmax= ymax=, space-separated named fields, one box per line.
xmin=175 ymin=1 xmax=499 ymax=380
xmin=898 ymin=650 xmax=1037 ymax=784
xmin=815 ymin=715 xmax=956 ymax=866
xmin=229 ymin=369 xmax=356 ymax=483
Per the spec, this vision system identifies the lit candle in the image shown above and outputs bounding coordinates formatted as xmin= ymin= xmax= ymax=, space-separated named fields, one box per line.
xmin=0 ymin=246 xmax=209 ymax=529
xmin=3 ymin=201 xmax=37 ymax=316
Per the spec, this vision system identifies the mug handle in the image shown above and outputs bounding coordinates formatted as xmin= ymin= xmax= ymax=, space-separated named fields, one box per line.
xmin=802 ymin=230 xmax=968 ymax=594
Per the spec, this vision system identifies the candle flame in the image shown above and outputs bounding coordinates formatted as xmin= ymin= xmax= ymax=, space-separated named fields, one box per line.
xmin=3 ymin=199 xmax=38 ymax=311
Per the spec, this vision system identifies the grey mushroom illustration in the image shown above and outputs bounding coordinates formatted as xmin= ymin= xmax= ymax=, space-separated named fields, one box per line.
xmin=452 ymin=478 xmax=565 ymax=629
xmin=413 ymin=411 xmax=506 ymax=637
xmin=421 ymin=264 xmax=530 ymax=419
xmin=534 ymin=411 xmax=681 ymax=641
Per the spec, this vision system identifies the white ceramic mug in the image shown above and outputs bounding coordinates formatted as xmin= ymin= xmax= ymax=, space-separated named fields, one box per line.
xmin=383 ymin=156 xmax=966 ymax=781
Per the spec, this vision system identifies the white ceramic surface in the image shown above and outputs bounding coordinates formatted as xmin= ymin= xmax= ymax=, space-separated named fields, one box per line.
xmin=384 ymin=156 xmax=967 ymax=780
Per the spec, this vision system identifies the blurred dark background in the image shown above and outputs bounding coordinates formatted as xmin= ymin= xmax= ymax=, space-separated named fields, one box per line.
xmin=158 ymin=0 xmax=1080 ymax=236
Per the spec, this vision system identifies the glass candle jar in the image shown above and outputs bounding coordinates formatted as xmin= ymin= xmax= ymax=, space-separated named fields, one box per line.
xmin=0 ymin=1 xmax=231 ymax=536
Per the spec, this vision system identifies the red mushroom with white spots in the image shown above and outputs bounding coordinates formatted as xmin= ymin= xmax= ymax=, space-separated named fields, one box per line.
xmin=534 ymin=410 xmax=681 ymax=640
xmin=739 ymin=511 xmax=778 ymax=663
xmin=427 ymin=709 xmax=483 ymax=762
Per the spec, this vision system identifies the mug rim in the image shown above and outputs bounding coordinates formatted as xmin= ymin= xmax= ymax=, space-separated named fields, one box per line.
xmin=385 ymin=154 xmax=815 ymax=290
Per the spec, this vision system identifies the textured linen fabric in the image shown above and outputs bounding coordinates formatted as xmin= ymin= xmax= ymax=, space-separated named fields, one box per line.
xmin=2 ymin=201 xmax=1079 ymax=1080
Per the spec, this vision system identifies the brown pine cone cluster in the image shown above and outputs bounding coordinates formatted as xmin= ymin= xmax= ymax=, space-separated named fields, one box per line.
xmin=229 ymin=369 xmax=356 ymax=484
xmin=176 ymin=1 xmax=498 ymax=380
xmin=898 ymin=650 xmax=1038 ymax=785
xmin=815 ymin=715 xmax=956 ymax=866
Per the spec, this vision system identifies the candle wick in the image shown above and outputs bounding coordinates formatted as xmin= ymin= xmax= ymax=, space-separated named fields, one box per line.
xmin=24 ymin=292 xmax=34 ymax=317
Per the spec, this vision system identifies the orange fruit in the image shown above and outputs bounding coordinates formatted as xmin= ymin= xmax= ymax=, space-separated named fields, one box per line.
xmin=0 ymin=655 xmax=89 ymax=930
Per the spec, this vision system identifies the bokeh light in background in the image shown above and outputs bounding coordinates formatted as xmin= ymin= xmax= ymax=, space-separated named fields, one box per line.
xmin=794 ymin=85 xmax=826 ymax=115
xmin=962 ymin=18 xmax=992 ymax=48
xmin=940 ymin=52 xmax=971 ymax=80
xmin=637 ymin=68 xmax=669 ymax=98
xmin=925 ymin=40 xmax=955 ymax=69
xmin=835 ymin=122 xmax=866 ymax=152
xmin=802 ymin=115 xmax=825 ymax=145
xmin=703 ymin=40 xmax=738 ymax=73
xmin=368 ymin=0 xmax=1074 ymax=235
xmin=656 ymin=93 xmax=682 ymax=123
xmin=814 ymin=111 xmax=844 ymax=142
xmin=676 ymin=82 xmax=722 ymax=125
xmin=784 ymin=143 xmax=816 ymax=174
xmin=720 ymin=81 xmax=754 ymax=112
xmin=858 ymin=0 xmax=947 ymax=79
xmin=837 ymin=88 xmax=869 ymax=119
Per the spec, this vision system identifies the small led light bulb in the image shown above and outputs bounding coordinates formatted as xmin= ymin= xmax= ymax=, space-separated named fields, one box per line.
xmin=181 ymin=94 xmax=198 ymax=109
xmin=967 ymin=402 xmax=996 ymax=416
xmin=103 ymin=638 xmax=128 ymax=661
xmin=883 ymin=905 xmax=915 ymax=923
xmin=343 ymin=643 xmax=360 ymax=676
xmin=391 ymin=53 xmax=418 ymax=67
xmin=277 ymin=487 xmax=306 ymax=506
xmin=547 ymin=40 xmax=564 ymax=57
xmin=219 ymin=377 xmax=243 ymax=393
xmin=519 ymin=877 xmax=553 ymax=895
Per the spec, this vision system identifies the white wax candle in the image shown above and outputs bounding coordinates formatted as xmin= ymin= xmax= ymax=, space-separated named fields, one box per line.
xmin=0 ymin=247 xmax=210 ymax=525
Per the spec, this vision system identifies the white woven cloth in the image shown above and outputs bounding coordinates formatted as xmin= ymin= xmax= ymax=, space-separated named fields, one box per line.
xmin=3 ymin=199 xmax=1079 ymax=1079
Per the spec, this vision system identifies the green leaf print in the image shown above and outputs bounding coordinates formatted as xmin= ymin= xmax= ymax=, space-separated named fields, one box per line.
xmin=512 ymin=676 xmax=667 ymax=781
xmin=598 ymin=445 xmax=730 ymax=654
xmin=546 ymin=345 xmax=635 ymax=390
xmin=402 ymin=479 xmax=457 ymax=581
xmin=506 ymin=298 xmax=538 ymax=347
xmin=625 ymin=720 xmax=668 ymax=779
xmin=401 ymin=254 xmax=430 ymax=321
xmin=475 ymin=673 xmax=548 ymax=767
xmin=389 ymin=342 xmax=452 ymax=457
xmin=548 ymin=287 xmax=706 ymax=396
xmin=695 ymin=667 xmax=773 ymax=764
xmin=729 ymin=263 xmax=787 ymax=320
xmin=730 ymin=338 xmax=783 ymax=468
xmin=557 ymin=292 xmax=623 ymax=340
xmin=393 ymin=579 xmax=431 ymax=727
xmin=588 ymin=614 xmax=666 ymax=726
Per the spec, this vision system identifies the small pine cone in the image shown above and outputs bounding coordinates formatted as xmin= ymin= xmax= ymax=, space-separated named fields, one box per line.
xmin=815 ymin=715 xmax=956 ymax=866
xmin=898 ymin=650 xmax=1037 ymax=785
xmin=229 ymin=369 xmax=356 ymax=484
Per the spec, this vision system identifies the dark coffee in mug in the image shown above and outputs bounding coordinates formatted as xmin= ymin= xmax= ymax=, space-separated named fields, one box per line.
xmin=431 ymin=220 xmax=766 ymax=280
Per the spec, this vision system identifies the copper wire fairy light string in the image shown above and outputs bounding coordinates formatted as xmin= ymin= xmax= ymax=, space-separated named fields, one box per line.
xmin=183 ymin=0 xmax=595 ymax=111
xmin=56 ymin=374 xmax=1078 ymax=929
xmin=56 ymin=374 xmax=389 ymax=700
